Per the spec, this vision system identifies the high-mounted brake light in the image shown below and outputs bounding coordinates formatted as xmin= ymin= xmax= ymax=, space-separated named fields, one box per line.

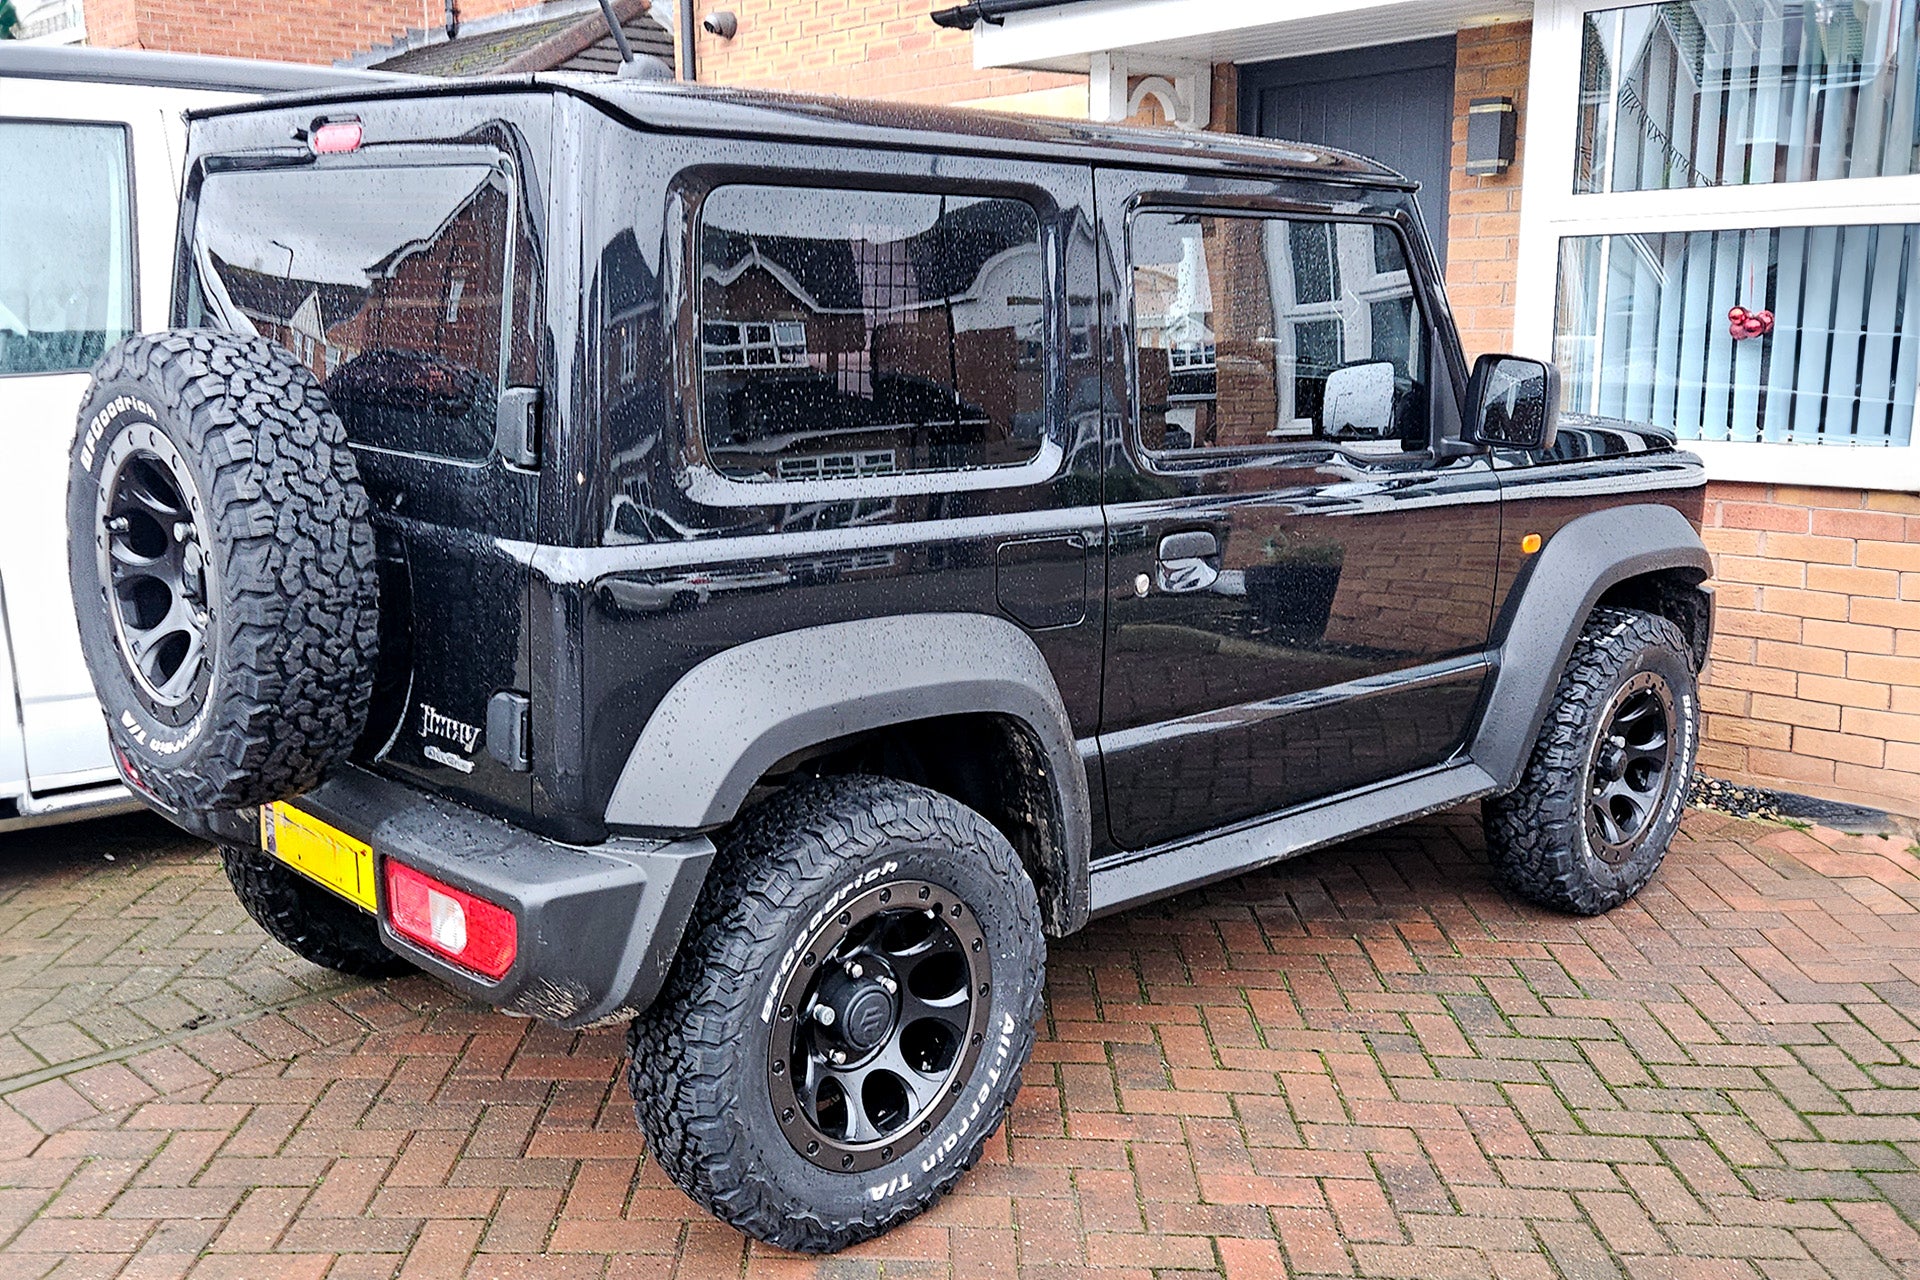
xmin=384 ymin=861 xmax=517 ymax=979
xmin=311 ymin=120 xmax=363 ymax=154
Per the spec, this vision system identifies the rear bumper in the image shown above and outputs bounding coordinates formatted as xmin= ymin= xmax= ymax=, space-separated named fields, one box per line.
xmin=265 ymin=767 xmax=713 ymax=1028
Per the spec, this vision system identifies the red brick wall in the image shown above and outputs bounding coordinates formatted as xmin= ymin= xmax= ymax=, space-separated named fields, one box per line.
xmin=1444 ymin=22 xmax=1529 ymax=361
xmin=84 ymin=0 xmax=540 ymax=62
xmin=1701 ymin=482 xmax=1920 ymax=815
xmin=686 ymin=0 xmax=1077 ymax=105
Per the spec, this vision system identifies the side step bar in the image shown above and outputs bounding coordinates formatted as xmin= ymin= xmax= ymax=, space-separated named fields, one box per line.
xmin=1089 ymin=761 xmax=1499 ymax=917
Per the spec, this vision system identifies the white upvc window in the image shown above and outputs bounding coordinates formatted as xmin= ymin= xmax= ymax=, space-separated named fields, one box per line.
xmin=1515 ymin=0 xmax=1920 ymax=490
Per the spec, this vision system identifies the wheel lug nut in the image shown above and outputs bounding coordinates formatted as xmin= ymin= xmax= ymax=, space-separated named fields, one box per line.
xmin=848 ymin=962 xmax=863 ymax=979
xmin=106 ymin=516 xmax=130 ymax=533
xmin=814 ymin=1005 xmax=836 ymax=1027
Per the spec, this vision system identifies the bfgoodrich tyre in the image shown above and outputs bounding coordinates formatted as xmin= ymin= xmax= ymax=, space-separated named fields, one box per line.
xmin=67 ymin=331 xmax=380 ymax=814
xmin=1484 ymin=607 xmax=1700 ymax=915
xmin=222 ymin=845 xmax=412 ymax=979
xmin=627 ymin=776 xmax=1046 ymax=1252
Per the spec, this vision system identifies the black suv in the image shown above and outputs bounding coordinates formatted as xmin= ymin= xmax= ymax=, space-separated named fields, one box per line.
xmin=67 ymin=77 xmax=1712 ymax=1252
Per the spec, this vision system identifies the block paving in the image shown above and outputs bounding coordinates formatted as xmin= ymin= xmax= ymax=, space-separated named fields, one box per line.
xmin=2 ymin=806 xmax=1919 ymax=1278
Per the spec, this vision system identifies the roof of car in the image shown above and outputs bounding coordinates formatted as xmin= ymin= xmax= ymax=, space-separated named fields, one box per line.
xmin=0 ymin=44 xmax=404 ymax=95
xmin=187 ymin=74 xmax=1414 ymax=190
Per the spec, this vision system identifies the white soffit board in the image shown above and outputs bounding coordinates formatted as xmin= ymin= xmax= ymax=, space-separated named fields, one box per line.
xmin=975 ymin=0 xmax=1535 ymax=71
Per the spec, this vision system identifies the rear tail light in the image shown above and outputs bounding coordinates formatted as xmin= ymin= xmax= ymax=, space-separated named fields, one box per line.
xmin=384 ymin=861 xmax=517 ymax=980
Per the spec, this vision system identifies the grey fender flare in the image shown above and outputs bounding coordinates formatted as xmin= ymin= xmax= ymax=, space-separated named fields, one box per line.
xmin=1473 ymin=504 xmax=1712 ymax=792
xmin=604 ymin=611 xmax=1092 ymax=925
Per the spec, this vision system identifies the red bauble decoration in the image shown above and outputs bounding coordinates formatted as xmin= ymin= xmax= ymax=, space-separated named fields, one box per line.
xmin=1728 ymin=304 xmax=1775 ymax=341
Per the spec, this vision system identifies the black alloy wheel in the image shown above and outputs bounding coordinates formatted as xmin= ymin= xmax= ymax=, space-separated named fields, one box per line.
xmin=97 ymin=433 xmax=216 ymax=714
xmin=1584 ymin=671 xmax=1676 ymax=862
xmin=768 ymin=878 xmax=990 ymax=1173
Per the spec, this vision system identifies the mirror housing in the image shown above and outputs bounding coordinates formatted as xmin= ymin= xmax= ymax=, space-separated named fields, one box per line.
xmin=1464 ymin=354 xmax=1560 ymax=451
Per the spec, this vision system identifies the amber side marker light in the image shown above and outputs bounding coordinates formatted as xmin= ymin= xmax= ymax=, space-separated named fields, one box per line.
xmin=384 ymin=861 xmax=517 ymax=979
xmin=1521 ymin=533 xmax=1543 ymax=554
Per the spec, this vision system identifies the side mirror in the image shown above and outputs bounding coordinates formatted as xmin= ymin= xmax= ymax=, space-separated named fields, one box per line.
xmin=1321 ymin=360 xmax=1396 ymax=438
xmin=1464 ymin=354 xmax=1559 ymax=450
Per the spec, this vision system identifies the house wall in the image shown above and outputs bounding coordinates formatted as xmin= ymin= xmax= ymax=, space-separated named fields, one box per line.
xmin=1444 ymin=23 xmax=1529 ymax=361
xmin=81 ymin=0 xmax=540 ymax=61
xmin=685 ymin=0 xmax=1078 ymax=105
xmin=1700 ymin=484 xmax=1920 ymax=814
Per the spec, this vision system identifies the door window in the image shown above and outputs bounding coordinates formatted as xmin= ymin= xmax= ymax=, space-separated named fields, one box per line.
xmin=697 ymin=184 xmax=1047 ymax=483
xmin=1130 ymin=211 xmax=1428 ymax=456
xmin=0 ymin=121 xmax=134 ymax=377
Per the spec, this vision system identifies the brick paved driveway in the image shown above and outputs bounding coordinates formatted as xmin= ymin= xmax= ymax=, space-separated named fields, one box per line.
xmin=3 ymin=807 xmax=1919 ymax=1280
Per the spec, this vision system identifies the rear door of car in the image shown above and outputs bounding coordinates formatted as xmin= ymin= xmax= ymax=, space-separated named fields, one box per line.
xmin=182 ymin=97 xmax=551 ymax=822
xmin=0 ymin=77 xmax=222 ymax=798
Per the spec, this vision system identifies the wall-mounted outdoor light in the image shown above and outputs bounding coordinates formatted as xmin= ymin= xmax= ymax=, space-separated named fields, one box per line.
xmin=1466 ymin=96 xmax=1517 ymax=176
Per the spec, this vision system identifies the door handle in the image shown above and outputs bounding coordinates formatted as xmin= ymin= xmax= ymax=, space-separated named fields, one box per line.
xmin=1154 ymin=530 xmax=1220 ymax=594
xmin=1157 ymin=530 xmax=1218 ymax=561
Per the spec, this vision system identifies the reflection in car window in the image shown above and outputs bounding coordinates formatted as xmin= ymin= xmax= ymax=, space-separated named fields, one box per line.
xmin=0 ymin=122 xmax=134 ymax=377
xmin=1131 ymin=212 xmax=1427 ymax=455
xmin=194 ymin=163 xmax=514 ymax=461
xmin=698 ymin=185 xmax=1047 ymax=482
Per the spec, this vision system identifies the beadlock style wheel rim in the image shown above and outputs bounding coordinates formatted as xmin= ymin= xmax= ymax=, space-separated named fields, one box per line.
xmin=768 ymin=878 xmax=992 ymax=1174
xmin=96 ymin=429 xmax=215 ymax=711
xmin=1585 ymin=671 xmax=1677 ymax=864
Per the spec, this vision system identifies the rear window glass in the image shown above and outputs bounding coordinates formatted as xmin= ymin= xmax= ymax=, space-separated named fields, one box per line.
xmin=193 ymin=162 xmax=515 ymax=461
xmin=698 ymin=184 xmax=1048 ymax=483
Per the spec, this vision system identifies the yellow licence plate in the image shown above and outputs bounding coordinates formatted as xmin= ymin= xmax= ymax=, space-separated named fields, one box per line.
xmin=260 ymin=802 xmax=378 ymax=913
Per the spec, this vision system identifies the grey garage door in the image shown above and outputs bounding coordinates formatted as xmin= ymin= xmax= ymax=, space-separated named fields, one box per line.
xmin=1240 ymin=37 xmax=1458 ymax=266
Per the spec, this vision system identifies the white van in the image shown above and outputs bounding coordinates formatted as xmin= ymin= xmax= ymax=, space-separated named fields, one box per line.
xmin=0 ymin=45 xmax=385 ymax=829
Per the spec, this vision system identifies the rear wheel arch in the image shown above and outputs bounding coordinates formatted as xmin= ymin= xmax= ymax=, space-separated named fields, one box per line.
xmin=604 ymin=613 xmax=1092 ymax=933
xmin=743 ymin=712 xmax=1079 ymax=936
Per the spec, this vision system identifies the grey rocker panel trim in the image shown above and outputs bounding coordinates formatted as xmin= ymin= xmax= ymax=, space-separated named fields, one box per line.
xmin=605 ymin=612 xmax=1093 ymax=893
xmin=1474 ymin=503 xmax=1712 ymax=791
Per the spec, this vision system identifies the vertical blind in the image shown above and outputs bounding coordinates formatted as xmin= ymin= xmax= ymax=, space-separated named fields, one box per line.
xmin=1578 ymin=0 xmax=1920 ymax=192
xmin=1556 ymin=223 xmax=1920 ymax=445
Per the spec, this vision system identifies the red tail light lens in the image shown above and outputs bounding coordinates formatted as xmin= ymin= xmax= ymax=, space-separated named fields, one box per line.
xmin=384 ymin=861 xmax=517 ymax=980
xmin=311 ymin=120 xmax=363 ymax=154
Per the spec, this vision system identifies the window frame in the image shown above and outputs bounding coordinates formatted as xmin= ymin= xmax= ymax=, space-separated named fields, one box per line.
xmin=1514 ymin=0 xmax=1920 ymax=489
xmin=0 ymin=116 xmax=138 ymax=381
xmin=675 ymin=173 xmax=1067 ymax=508
xmin=1122 ymin=199 xmax=1444 ymax=470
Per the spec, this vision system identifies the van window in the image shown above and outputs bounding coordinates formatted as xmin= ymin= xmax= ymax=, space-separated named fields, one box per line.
xmin=0 ymin=122 xmax=134 ymax=377
xmin=1131 ymin=210 xmax=1428 ymax=455
xmin=193 ymin=162 xmax=517 ymax=462
xmin=698 ymin=185 xmax=1047 ymax=483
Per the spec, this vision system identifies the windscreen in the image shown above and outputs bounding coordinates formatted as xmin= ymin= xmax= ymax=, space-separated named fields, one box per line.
xmin=192 ymin=161 xmax=515 ymax=462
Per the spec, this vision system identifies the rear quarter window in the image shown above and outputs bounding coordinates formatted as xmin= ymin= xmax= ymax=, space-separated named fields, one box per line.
xmin=696 ymin=184 xmax=1048 ymax=484
xmin=191 ymin=160 xmax=519 ymax=462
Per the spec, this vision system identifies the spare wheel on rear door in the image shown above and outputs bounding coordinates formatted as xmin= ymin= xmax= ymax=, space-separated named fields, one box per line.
xmin=67 ymin=329 xmax=381 ymax=813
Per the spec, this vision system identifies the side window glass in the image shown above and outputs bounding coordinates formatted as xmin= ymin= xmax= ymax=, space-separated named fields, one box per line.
xmin=698 ymin=185 xmax=1047 ymax=482
xmin=194 ymin=162 xmax=516 ymax=462
xmin=0 ymin=122 xmax=134 ymax=377
xmin=1131 ymin=211 xmax=1427 ymax=456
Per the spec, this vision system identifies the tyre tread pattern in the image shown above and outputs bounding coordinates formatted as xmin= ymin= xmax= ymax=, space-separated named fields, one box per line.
xmin=72 ymin=331 xmax=379 ymax=811
xmin=627 ymin=775 xmax=1045 ymax=1253
xmin=1484 ymin=607 xmax=1697 ymax=915
xmin=221 ymin=845 xmax=412 ymax=978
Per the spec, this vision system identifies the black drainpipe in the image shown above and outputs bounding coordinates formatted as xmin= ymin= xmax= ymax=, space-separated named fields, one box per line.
xmin=444 ymin=0 xmax=459 ymax=39
xmin=679 ymin=0 xmax=698 ymax=80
